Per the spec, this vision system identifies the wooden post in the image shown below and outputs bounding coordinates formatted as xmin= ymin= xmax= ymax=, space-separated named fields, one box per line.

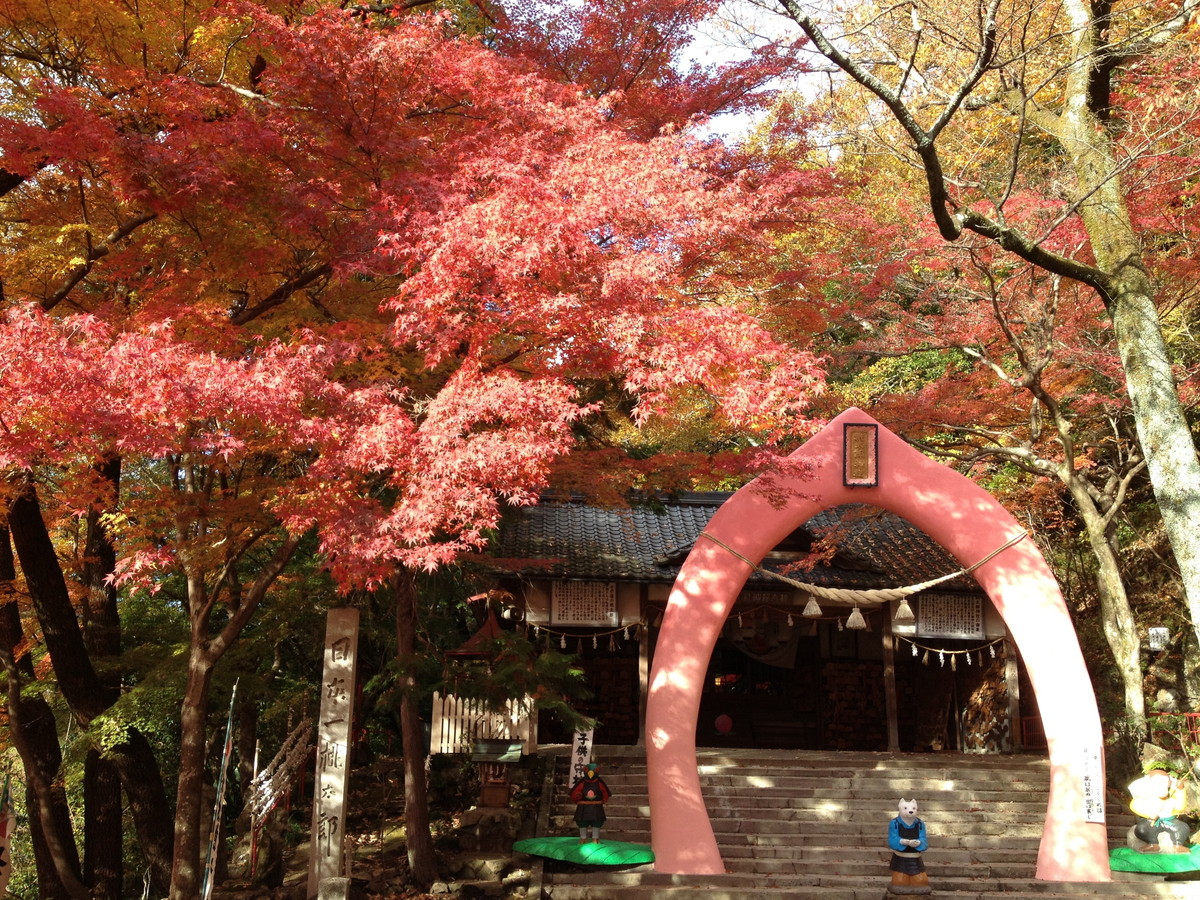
xmin=883 ymin=608 xmax=900 ymax=752
xmin=307 ymin=608 xmax=360 ymax=898
xmin=1005 ymin=635 xmax=1021 ymax=752
xmin=638 ymin=585 xmax=649 ymax=747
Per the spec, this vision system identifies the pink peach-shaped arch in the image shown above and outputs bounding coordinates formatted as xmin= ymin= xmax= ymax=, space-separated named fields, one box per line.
xmin=645 ymin=408 xmax=1109 ymax=882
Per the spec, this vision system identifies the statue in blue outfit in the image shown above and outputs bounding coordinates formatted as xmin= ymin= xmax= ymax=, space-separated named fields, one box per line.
xmin=888 ymin=798 xmax=930 ymax=895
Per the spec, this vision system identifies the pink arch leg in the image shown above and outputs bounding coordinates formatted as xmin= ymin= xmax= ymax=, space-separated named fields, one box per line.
xmin=645 ymin=408 xmax=1110 ymax=881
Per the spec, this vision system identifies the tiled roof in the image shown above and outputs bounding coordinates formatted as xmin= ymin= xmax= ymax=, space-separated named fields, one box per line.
xmin=490 ymin=493 xmax=981 ymax=593
xmin=491 ymin=494 xmax=721 ymax=581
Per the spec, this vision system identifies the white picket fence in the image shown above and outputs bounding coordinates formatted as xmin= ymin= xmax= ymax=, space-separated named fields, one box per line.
xmin=430 ymin=691 xmax=536 ymax=755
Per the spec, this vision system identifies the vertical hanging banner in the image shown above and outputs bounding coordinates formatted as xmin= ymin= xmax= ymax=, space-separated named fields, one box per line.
xmin=1081 ymin=744 xmax=1105 ymax=824
xmin=201 ymin=681 xmax=239 ymax=900
xmin=307 ymin=607 xmax=360 ymax=898
xmin=570 ymin=728 xmax=594 ymax=784
xmin=0 ymin=774 xmax=15 ymax=896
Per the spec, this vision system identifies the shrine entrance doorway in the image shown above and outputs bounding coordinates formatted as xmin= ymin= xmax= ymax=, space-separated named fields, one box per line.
xmin=697 ymin=617 xmax=1018 ymax=754
xmin=697 ymin=631 xmax=822 ymax=750
xmin=644 ymin=408 xmax=1108 ymax=883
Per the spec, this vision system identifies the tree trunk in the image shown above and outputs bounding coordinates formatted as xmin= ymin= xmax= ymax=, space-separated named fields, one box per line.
xmin=6 ymin=477 xmax=113 ymax=721
xmin=81 ymin=456 xmax=123 ymax=658
xmin=778 ymin=0 xmax=1200 ymax=674
xmin=1107 ymin=284 xmax=1200 ymax=645
xmin=83 ymin=750 xmax=124 ymax=900
xmin=24 ymin=782 xmax=74 ymax=900
xmin=1063 ymin=476 xmax=1145 ymax=732
xmin=80 ymin=456 xmax=125 ymax=899
xmin=1049 ymin=4 xmax=1200 ymax=661
xmin=0 ymin=644 xmax=87 ymax=899
xmin=109 ymin=728 xmax=174 ymax=896
xmin=7 ymin=477 xmax=176 ymax=892
xmin=237 ymin=695 xmax=260 ymax=820
xmin=169 ymin=646 xmax=216 ymax=900
xmin=167 ymin=533 xmax=301 ymax=900
xmin=394 ymin=570 xmax=438 ymax=887
xmin=0 ymin=589 xmax=79 ymax=900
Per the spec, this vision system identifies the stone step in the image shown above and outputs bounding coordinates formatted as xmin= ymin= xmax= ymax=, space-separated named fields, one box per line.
xmin=542 ymin=884 xmax=1200 ymax=900
xmin=724 ymin=856 xmax=1036 ymax=878
xmin=590 ymin=772 xmax=1051 ymax=787
xmin=685 ymin=764 xmax=1055 ymax=776
xmin=547 ymin=829 xmax=1049 ymax=853
xmin=538 ymin=748 xmax=1150 ymax=900
xmin=719 ymin=844 xmax=1037 ymax=866
xmin=539 ymin=870 xmax=1200 ymax=900
xmin=551 ymin=813 xmax=1054 ymax=837
xmin=556 ymin=787 xmax=1053 ymax=804
xmin=553 ymin=801 xmax=1058 ymax=819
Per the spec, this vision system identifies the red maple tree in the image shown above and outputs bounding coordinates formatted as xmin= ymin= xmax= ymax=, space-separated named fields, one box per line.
xmin=0 ymin=1 xmax=831 ymax=895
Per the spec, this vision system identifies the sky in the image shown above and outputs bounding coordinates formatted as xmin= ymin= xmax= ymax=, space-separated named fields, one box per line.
xmin=684 ymin=1 xmax=810 ymax=140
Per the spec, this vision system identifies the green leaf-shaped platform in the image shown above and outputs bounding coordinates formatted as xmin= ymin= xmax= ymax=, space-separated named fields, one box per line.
xmin=1110 ymin=846 xmax=1200 ymax=874
xmin=513 ymin=836 xmax=655 ymax=866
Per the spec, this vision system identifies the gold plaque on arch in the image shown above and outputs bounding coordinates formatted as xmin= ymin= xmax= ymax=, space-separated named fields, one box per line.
xmin=843 ymin=423 xmax=878 ymax=487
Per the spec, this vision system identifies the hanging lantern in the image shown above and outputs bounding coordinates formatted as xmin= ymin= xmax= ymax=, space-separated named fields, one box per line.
xmin=802 ymin=597 xmax=823 ymax=618
xmin=846 ymin=606 xmax=867 ymax=630
xmin=893 ymin=597 xmax=916 ymax=625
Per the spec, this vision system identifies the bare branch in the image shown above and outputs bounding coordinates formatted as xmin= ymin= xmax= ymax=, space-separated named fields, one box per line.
xmin=42 ymin=210 xmax=158 ymax=311
xmin=0 ymin=168 xmax=26 ymax=197
xmin=229 ymin=261 xmax=334 ymax=325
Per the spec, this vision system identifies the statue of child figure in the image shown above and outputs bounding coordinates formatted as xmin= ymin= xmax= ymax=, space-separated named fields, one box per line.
xmin=569 ymin=761 xmax=611 ymax=844
xmin=887 ymin=798 xmax=930 ymax=895
xmin=1128 ymin=765 xmax=1193 ymax=853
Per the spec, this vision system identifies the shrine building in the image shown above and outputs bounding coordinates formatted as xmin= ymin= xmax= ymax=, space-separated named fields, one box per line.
xmin=485 ymin=493 xmax=1036 ymax=755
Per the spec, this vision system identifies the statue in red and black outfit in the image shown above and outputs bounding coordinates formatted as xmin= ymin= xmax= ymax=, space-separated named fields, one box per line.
xmin=569 ymin=761 xmax=611 ymax=844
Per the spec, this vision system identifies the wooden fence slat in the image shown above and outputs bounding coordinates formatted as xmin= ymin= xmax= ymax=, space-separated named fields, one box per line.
xmin=430 ymin=692 xmax=535 ymax=754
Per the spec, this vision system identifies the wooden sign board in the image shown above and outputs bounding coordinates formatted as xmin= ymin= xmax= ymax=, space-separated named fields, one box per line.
xmin=307 ymin=607 xmax=360 ymax=897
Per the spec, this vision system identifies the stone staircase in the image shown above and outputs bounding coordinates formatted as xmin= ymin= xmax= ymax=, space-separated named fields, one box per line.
xmin=527 ymin=746 xmax=1200 ymax=900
